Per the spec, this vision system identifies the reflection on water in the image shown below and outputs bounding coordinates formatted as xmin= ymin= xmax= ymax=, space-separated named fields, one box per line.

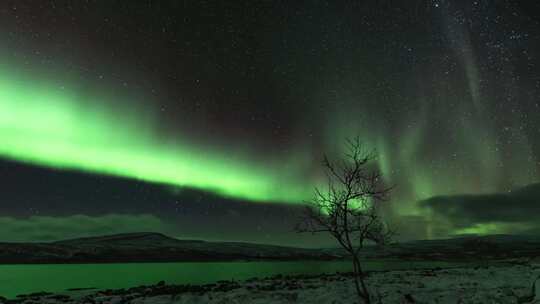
xmin=0 ymin=260 xmax=475 ymax=298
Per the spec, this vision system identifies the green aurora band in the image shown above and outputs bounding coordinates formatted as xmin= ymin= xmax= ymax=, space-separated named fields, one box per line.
xmin=0 ymin=64 xmax=312 ymax=203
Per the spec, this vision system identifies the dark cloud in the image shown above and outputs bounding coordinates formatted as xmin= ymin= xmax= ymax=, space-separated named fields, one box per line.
xmin=420 ymin=183 xmax=540 ymax=236
xmin=0 ymin=160 xmax=334 ymax=247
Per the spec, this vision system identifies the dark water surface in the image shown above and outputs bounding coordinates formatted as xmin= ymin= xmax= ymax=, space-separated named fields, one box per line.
xmin=0 ymin=260 xmax=476 ymax=298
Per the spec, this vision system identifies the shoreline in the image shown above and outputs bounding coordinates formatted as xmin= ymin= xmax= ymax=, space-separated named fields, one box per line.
xmin=2 ymin=262 xmax=539 ymax=303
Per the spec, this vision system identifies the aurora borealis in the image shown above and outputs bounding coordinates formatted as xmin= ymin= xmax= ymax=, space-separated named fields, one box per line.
xmin=0 ymin=63 xmax=311 ymax=203
xmin=1 ymin=1 xmax=540 ymax=245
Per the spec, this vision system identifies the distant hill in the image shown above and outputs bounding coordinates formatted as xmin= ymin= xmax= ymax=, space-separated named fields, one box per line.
xmin=357 ymin=234 xmax=540 ymax=260
xmin=0 ymin=232 xmax=339 ymax=264
xmin=1 ymin=232 xmax=539 ymax=264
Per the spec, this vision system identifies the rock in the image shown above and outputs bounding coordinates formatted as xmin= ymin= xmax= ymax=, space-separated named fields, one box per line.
xmin=403 ymin=293 xmax=415 ymax=303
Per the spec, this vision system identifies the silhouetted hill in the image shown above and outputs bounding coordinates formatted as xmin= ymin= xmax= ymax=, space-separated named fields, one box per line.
xmin=53 ymin=232 xmax=194 ymax=247
xmin=1 ymin=232 xmax=539 ymax=264
xmin=356 ymin=234 xmax=540 ymax=260
xmin=0 ymin=232 xmax=337 ymax=264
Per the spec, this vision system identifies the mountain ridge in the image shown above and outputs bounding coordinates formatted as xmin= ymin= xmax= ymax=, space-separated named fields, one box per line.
xmin=1 ymin=232 xmax=540 ymax=264
xmin=0 ymin=232 xmax=338 ymax=264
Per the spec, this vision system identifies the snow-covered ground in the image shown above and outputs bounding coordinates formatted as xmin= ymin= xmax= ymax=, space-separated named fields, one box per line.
xmin=3 ymin=262 xmax=540 ymax=303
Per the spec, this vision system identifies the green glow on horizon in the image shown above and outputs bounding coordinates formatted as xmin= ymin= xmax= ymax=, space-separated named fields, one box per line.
xmin=453 ymin=222 xmax=536 ymax=236
xmin=0 ymin=64 xmax=311 ymax=203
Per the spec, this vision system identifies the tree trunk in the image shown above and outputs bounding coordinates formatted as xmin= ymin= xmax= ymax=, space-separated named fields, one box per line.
xmin=352 ymin=255 xmax=371 ymax=304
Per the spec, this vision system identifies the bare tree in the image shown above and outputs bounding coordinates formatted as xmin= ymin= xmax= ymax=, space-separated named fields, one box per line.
xmin=296 ymin=137 xmax=393 ymax=304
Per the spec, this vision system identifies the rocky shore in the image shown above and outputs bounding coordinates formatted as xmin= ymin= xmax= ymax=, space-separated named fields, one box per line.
xmin=2 ymin=262 xmax=540 ymax=303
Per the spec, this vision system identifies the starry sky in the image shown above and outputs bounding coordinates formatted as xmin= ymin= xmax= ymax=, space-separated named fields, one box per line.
xmin=1 ymin=0 xmax=540 ymax=246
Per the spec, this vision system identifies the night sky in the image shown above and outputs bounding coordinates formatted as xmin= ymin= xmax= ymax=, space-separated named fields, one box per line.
xmin=1 ymin=1 xmax=540 ymax=246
